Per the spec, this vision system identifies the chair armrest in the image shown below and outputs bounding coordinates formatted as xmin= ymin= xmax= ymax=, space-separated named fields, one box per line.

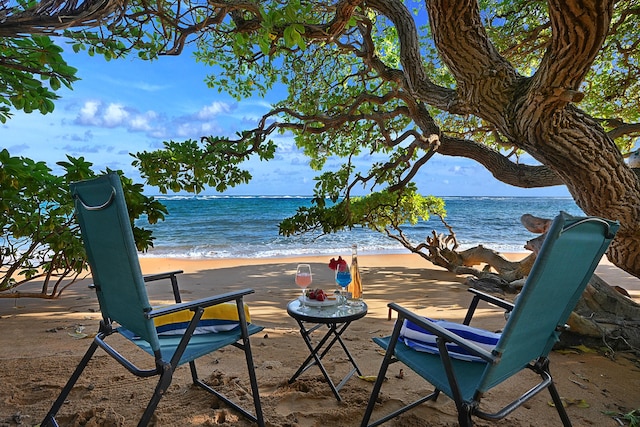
xmin=463 ymin=288 xmax=515 ymax=325
xmin=389 ymin=302 xmax=497 ymax=364
xmin=468 ymin=288 xmax=515 ymax=311
xmin=143 ymin=270 xmax=184 ymax=282
xmin=146 ymin=288 xmax=255 ymax=319
xmin=89 ymin=270 xmax=184 ymax=289
xmin=143 ymin=270 xmax=185 ymax=303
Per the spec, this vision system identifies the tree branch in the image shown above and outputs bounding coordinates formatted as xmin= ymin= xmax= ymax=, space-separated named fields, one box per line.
xmin=0 ymin=0 xmax=123 ymax=37
xmin=531 ymin=0 xmax=614 ymax=109
xmin=366 ymin=0 xmax=457 ymax=112
xmin=437 ymin=134 xmax=564 ymax=188
xmin=606 ymin=121 xmax=640 ymax=140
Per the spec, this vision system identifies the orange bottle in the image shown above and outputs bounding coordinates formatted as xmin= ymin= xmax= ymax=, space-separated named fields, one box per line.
xmin=348 ymin=244 xmax=363 ymax=302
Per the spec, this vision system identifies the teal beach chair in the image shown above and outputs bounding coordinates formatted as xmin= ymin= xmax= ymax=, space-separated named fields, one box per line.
xmin=42 ymin=172 xmax=265 ymax=427
xmin=361 ymin=212 xmax=618 ymax=427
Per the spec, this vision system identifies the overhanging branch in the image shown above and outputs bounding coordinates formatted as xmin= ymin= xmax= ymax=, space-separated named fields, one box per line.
xmin=438 ymin=135 xmax=563 ymax=188
xmin=0 ymin=0 xmax=124 ymax=37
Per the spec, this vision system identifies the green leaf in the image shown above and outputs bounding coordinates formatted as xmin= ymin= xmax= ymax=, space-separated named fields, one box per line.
xmin=49 ymin=76 xmax=61 ymax=91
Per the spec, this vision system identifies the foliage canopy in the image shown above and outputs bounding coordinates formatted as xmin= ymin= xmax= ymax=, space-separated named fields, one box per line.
xmin=2 ymin=0 xmax=640 ymax=277
xmin=0 ymin=149 xmax=167 ymax=298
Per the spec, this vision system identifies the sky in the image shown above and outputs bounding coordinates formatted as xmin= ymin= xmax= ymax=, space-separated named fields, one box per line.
xmin=1 ymin=44 xmax=573 ymax=198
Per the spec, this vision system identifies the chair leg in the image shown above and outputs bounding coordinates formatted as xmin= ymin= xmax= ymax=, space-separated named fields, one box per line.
xmin=242 ymin=341 xmax=265 ymax=427
xmin=360 ymin=351 xmax=393 ymax=427
xmin=41 ymin=340 xmax=99 ymax=426
xmin=361 ymin=324 xmax=407 ymax=427
xmin=536 ymin=357 xmax=572 ymax=427
xmin=548 ymin=381 xmax=572 ymax=427
xmin=361 ymin=357 xmax=439 ymax=427
xmin=189 ymin=352 xmax=265 ymax=426
xmin=457 ymin=403 xmax=475 ymax=427
xmin=137 ymin=362 xmax=174 ymax=427
xmin=362 ymin=318 xmax=443 ymax=427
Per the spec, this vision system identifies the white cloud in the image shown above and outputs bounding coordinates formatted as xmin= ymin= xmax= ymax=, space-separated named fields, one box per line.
xmin=275 ymin=140 xmax=300 ymax=154
xmin=450 ymin=164 xmax=475 ymax=176
xmin=176 ymin=122 xmax=197 ymax=137
xmin=149 ymin=128 xmax=169 ymax=139
xmin=61 ymin=143 xmax=104 ymax=154
xmin=103 ymin=103 xmax=129 ymax=127
xmin=75 ymin=101 xmax=163 ymax=135
xmin=129 ymin=111 xmax=158 ymax=131
xmin=77 ymin=100 xmax=101 ymax=125
xmin=197 ymin=101 xmax=232 ymax=120
xmin=133 ymin=82 xmax=168 ymax=92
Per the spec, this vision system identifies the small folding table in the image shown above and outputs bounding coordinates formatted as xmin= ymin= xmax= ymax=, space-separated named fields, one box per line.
xmin=287 ymin=298 xmax=368 ymax=401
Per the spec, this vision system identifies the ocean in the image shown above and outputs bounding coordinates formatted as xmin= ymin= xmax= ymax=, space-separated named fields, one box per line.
xmin=137 ymin=196 xmax=583 ymax=259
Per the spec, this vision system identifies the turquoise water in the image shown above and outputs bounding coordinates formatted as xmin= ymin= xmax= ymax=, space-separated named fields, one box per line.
xmin=137 ymin=196 xmax=583 ymax=258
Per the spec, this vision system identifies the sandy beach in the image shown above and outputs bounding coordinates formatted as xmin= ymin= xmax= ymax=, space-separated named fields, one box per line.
xmin=1 ymin=253 xmax=639 ymax=426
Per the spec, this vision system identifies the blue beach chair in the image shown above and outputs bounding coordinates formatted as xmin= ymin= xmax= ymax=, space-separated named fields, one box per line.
xmin=361 ymin=212 xmax=618 ymax=427
xmin=41 ymin=172 xmax=265 ymax=427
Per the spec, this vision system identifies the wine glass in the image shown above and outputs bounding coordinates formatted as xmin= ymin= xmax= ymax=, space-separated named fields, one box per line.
xmin=295 ymin=264 xmax=312 ymax=310
xmin=334 ymin=262 xmax=352 ymax=309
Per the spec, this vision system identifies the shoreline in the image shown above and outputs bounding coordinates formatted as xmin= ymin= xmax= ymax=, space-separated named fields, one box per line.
xmin=138 ymin=247 xmax=535 ymax=260
xmin=137 ymin=252 xmax=528 ymax=270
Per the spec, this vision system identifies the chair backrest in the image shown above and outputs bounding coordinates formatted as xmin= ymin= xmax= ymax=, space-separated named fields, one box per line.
xmin=71 ymin=172 xmax=161 ymax=352
xmin=478 ymin=212 xmax=618 ymax=392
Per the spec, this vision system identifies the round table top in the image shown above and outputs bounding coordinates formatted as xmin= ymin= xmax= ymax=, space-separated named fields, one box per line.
xmin=287 ymin=298 xmax=368 ymax=323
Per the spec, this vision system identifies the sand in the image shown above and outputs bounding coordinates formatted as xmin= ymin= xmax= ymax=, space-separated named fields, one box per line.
xmin=1 ymin=254 xmax=639 ymax=426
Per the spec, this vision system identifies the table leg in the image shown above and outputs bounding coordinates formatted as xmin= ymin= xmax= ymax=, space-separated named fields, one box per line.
xmin=289 ymin=323 xmax=338 ymax=392
xmin=333 ymin=323 xmax=363 ymax=377
xmin=288 ymin=320 xmax=363 ymax=401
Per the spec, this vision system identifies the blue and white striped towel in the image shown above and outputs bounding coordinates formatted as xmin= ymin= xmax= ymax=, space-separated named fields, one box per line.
xmin=399 ymin=318 xmax=501 ymax=362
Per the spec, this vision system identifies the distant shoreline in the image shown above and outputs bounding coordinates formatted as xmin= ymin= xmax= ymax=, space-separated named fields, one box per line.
xmin=137 ymin=252 xmax=529 ymax=272
xmin=149 ymin=194 xmax=576 ymax=199
xmin=137 ymin=248 xmax=532 ymax=260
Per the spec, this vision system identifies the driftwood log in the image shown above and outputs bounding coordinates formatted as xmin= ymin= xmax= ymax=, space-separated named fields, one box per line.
xmin=405 ymin=213 xmax=640 ymax=354
xmin=417 ymin=213 xmax=547 ymax=293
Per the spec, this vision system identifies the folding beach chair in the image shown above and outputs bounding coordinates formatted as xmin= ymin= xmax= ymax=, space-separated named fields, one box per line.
xmin=361 ymin=212 xmax=618 ymax=427
xmin=42 ymin=172 xmax=265 ymax=427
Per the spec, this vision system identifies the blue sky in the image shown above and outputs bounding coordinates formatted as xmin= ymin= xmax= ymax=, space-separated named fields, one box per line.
xmin=1 ymin=45 xmax=572 ymax=197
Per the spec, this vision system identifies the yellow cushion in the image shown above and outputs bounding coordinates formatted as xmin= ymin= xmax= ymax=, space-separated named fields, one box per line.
xmin=153 ymin=303 xmax=251 ymax=335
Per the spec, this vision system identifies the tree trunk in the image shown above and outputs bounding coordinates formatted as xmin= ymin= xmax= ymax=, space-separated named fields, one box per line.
xmin=419 ymin=0 xmax=640 ymax=279
xmin=564 ymin=274 xmax=640 ymax=351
